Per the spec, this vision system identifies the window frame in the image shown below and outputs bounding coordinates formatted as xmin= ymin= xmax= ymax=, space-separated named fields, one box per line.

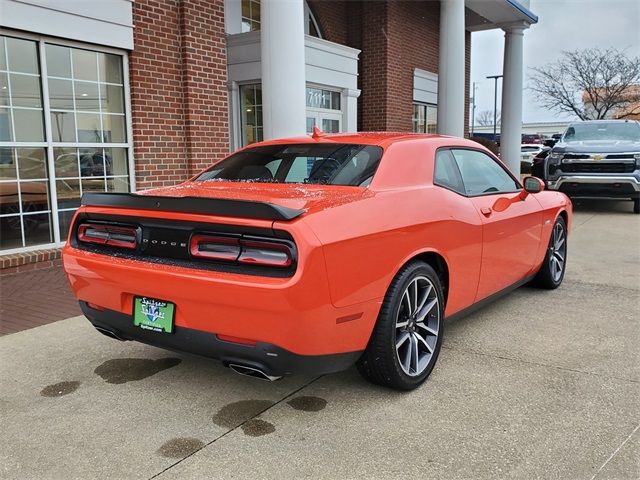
xmin=433 ymin=146 xmax=523 ymax=198
xmin=0 ymin=29 xmax=134 ymax=255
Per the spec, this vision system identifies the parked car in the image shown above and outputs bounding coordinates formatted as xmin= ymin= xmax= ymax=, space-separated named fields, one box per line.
xmin=63 ymin=132 xmax=572 ymax=391
xmin=545 ymin=120 xmax=640 ymax=213
xmin=531 ymin=146 xmax=552 ymax=180
xmin=520 ymin=144 xmax=547 ymax=173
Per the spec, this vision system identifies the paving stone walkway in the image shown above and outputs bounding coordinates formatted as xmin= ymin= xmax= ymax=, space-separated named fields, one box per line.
xmin=0 ymin=267 xmax=80 ymax=336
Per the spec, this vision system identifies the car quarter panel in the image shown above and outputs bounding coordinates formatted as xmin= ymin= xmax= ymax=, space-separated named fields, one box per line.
xmin=299 ymin=183 xmax=484 ymax=317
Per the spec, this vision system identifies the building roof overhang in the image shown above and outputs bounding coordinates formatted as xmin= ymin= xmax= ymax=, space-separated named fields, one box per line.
xmin=465 ymin=0 xmax=538 ymax=32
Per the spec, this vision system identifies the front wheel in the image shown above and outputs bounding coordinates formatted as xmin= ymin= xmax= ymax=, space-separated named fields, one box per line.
xmin=532 ymin=216 xmax=567 ymax=289
xmin=356 ymin=261 xmax=444 ymax=390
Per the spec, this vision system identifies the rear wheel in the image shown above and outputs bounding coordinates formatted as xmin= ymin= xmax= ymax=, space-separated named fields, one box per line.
xmin=532 ymin=216 xmax=567 ymax=289
xmin=357 ymin=261 xmax=444 ymax=391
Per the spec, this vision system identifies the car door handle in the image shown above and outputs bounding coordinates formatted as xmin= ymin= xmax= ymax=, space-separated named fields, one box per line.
xmin=480 ymin=207 xmax=492 ymax=216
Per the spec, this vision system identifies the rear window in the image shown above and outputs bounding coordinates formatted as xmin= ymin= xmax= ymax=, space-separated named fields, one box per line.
xmin=196 ymin=144 xmax=383 ymax=186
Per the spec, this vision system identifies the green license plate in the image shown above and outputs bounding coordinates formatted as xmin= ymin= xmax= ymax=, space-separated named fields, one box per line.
xmin=133 ymin=297 xmax=175 ymax=333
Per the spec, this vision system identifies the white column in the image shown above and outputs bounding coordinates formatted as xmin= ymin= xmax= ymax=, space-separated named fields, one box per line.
xmin=344 ymin=88 xmax=360 ymax=132
xmin=500 ymin=24 xmax=527 ymax=175
xmin=436 ymin=0 xmax=465 ymax=137
xmin=261 ymin=0 xmax=306 ymax=139
xmin=224 ymin=0 xmax=242 ymax=34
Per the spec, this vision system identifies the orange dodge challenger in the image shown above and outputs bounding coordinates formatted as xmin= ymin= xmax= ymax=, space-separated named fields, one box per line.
xmin=63 ymin=132 xmax=572 ymax=390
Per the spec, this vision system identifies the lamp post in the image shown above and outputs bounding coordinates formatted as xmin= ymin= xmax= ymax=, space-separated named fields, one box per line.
xmin=486 ymin=74 xmax=503 ymax=142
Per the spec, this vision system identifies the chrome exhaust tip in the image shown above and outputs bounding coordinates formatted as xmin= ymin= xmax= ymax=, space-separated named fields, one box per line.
xmin=228 ymin=363 xmax=282 ymax=382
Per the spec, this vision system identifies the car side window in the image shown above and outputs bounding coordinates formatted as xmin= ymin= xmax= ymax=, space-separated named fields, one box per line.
xmin=451 ymin=149 xmax=520 ymax=196
xmin=434 ymin=149 xmax=465 ymax=195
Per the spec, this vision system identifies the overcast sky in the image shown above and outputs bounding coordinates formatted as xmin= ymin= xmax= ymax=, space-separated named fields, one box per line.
xmin=470 ymin=0 xmax=640 ymax=125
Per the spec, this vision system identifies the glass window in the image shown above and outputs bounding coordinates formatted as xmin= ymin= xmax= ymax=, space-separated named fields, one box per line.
xmin=197 ymin=144 xmax=383 ymax=187
xmin=241 ymin=0 xmax=261 ymax=32
xmin=240 ymin=83 xmax=262 ymax=146
xmin=306 ymin=87 xmax=340 ymax=110
xmin=412 ymin=103 xmax=437 ymax=133
xmin=434 ymin=149 xmax=465 ymax=195
xmin=0 ymin=35 xmax=132 ymax=253
xmin=451 ymin=149 xmax=520 ymax=196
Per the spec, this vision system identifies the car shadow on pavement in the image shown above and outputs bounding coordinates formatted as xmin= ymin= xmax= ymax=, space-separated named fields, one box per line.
xmin=570 ymin=198 xmax=635 ymax=215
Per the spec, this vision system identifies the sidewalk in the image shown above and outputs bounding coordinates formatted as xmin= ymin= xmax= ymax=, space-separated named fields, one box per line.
xmin=0 ymin=267 xmax=80 ymax=336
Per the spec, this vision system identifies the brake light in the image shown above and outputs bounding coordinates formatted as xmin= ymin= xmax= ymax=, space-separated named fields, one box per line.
xmin=190 ymin=234 xmax=240 ymax=261
xmin=77 ymin=223 xmax=139 ymax=250
xmin=238 ymin=240 xmax=293 ymax=268
xmin=190 ymin=234 xmax=294 ymax=268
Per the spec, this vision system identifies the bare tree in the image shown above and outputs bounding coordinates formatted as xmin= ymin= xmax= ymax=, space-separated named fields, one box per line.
xmin=476 ymin=109 xmax=501 ymax=126
xmin=529 ymin=48 xmax=640 ymax=120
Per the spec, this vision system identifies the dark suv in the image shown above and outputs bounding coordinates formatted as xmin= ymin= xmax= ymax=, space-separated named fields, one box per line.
xmin=544 ymin=120 xmax=640 ymax=213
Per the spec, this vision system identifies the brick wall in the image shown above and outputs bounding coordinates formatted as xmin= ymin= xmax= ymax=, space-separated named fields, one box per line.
xmin=312 ymin=0 xmax=471 ymax=133
xmin=129 ymin=0 xmax=229 ymax=191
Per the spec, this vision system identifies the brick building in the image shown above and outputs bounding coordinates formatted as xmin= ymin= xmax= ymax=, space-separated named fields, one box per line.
xmin=0 ymin=0 xmax=537 ymax=263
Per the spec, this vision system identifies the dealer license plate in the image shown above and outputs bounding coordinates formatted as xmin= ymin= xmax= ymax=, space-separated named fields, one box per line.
xmin=132 ymin=296 xmax=175 ymax=333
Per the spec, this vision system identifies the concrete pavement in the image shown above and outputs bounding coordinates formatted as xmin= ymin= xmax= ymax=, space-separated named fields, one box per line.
xmin=1 ymin=199 xmax=638 ymax=479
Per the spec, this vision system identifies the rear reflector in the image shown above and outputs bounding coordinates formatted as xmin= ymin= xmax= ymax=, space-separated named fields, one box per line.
xmin=190 ymin=234 xmax=294 ymax=268
xmin=216 ymin=334 xmax=258 ymax=346
xmin=77 ymin=223 xmax=139 ymax=249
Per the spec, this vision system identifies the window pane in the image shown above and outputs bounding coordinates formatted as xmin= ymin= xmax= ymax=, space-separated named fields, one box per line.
xmin=101 ymin=114 xmax=126 ymax=142
xmin=0 ymin=215 xmax=23 ymax=249
xmin=0 ymin=108 xmax=12 ymax=141
xmin=74 ymin=81 xmax=100 ymax=111
xmin=17 ymin=148 xmax=47 ymax=180
xmin=81 ymin=176 xmax=105 ymax=194
xmin=0 ymin=180 xmax=20 ymax=214
xmin=98 ymin=52 xmax=123 ymax=84
xmin=101 ymin=84 xmax=124 ymax=113
xmin=20 ymin=180 xmax=50 ymax=213
xmin=72 ymin=49 xmax=98 ymax=82
xmin=58 ymin=210 xmax=77 ymax=241
xmin=80 ymin=148 xmax=107 ymax=177
xmin=322 ymin=118 xmax=339 ymax=133
xmin=45 ymin=44 xmax=72 ymax=78
xmin=0 ymin=72 xmax=8 ymax=106
xmin=24 ymin=211 xmax=53 ymax=246
xmin=104 ymin=147 xmax=127 ymax=176
xmin=0 ymin=37 xmax=6 ymax=71
xmin=434 ymin=150 xmax=464 ymax=194
xmin=452 ymin=149 xmax=520 ymax=195
xmin=6 ymin=37 xmax=39 ymax=74
xmin=48 ymin=78 xmax=74 ymax=109
xmin=76 ymin=112 xmax=101 ymax=142
xmin=0 ymin=147 xmax=16 ymax=179
xmin=10 ymin=73 xmax=42 ymax=107
xmin=51 ymin=111 xmax=76 ymax=142
xmin=13 ymin=109 xmax=44 ymax=142
xmin=426 ymin=105 xmax=437 ymax=134
xmin=106 ymin=176 xmax=129 ymax=193
xmin=56 ymin=179 xmax=81 ymax=209
xmin=54 ymin=147 xmax=79 ymax=178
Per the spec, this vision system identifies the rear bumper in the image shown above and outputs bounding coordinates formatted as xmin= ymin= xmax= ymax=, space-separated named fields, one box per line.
xmin=547 ymin=175 xmax=640 ymax=198
xmin=63 ymin=244 xmax=381 ymax=357
xmin=81 ymin=301 xmax=362 ymax=376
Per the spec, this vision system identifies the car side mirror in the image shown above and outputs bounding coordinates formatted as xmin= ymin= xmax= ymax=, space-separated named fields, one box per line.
xmin=523 ymin=176 xmax=545 ymax=194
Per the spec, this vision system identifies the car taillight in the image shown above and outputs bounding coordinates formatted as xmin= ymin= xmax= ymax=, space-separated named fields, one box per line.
xmin=190 ymin=234 xmax=294 ymax=268
xmin=190 ymin=234 xmax=241 ymax=261
xmin=238 ymin=239 xmax=293 ymax=268
xmin=77 ymin=223 xmax=139 ymax=250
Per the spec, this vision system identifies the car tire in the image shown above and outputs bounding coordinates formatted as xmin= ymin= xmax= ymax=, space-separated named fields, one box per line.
xmin=633 ymin=198 xmax=639 ymax=214
xmin=532 ymin=216 xmax=567 ymax=289
xmin=356 ymin=261 xmax=444 ymax=391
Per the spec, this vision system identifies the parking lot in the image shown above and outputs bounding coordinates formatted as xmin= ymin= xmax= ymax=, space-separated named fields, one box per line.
xmin=1 ymin=200 xmax=639 ymax=480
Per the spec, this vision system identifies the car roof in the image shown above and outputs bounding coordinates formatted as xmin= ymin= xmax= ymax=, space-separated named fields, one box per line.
xmin=249 ymin=132 xmax=475 ymax=149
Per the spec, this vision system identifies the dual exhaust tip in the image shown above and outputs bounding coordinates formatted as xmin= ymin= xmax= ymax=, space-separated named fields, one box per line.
xmin=93 ymin=326 xmax=281 ymax=382
xmin=228 ymin=363 xmax=282 ymax=382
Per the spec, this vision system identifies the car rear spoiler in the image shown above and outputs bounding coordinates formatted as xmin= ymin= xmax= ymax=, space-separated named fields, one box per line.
xmin=80 ymin=192 xmax=305 ymax=221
